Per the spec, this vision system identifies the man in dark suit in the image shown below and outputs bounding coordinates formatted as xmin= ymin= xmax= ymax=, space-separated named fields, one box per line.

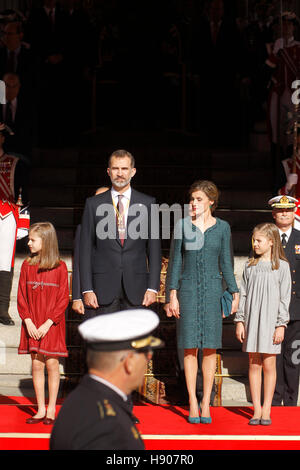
xmin=26 ymin=0 xmax=68 ymax=143
xmin=50 ymin=309 xmax=163 ymax=450
xmin=0 ymin=21 xmax=35 ymax=94
xmin=0 ymin=72 xmax=34 ymax=159
xmin=269 ymin=195 xmax=300 ymax=406
xmin=26 ymin=0 xmax=67 ymax=63
xmin=79 ymin=149 xmax=161 ymax=319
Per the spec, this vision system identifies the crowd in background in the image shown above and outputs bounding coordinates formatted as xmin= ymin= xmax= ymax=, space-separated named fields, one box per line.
xmin=0 ymin=0 xmax=299 ymax=154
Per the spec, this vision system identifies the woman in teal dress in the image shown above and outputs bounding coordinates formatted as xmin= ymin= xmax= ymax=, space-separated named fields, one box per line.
xmin=166 ymin=181 xmax=239 ymax=423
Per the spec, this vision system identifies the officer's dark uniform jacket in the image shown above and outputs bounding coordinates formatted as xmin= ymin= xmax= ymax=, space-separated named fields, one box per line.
xmin=50 ymin=375 xmax=144 ymax=450
xmin=284 ymin=228 xmax=300 ymax=319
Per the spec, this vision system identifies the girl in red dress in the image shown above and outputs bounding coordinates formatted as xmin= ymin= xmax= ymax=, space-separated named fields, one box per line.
xmin=17 ymin=222 xmax=69 ymax=425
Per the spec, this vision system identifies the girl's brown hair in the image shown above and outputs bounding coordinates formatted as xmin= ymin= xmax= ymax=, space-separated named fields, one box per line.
xmin=27 ymin=222 xmax=60 ymax=270
xmin=188 ymin=180 xmax=219 ymax=212
xmin=248 ymin=222 xmax=287 ymax=270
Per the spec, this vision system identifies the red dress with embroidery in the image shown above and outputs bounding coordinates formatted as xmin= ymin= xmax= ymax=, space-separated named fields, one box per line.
xmin=17 ymin=260 xmax=69 ymax=357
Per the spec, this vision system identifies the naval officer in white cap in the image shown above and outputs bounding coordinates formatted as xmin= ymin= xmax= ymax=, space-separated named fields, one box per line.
xmin=50 ymin=309 xmax=163 ymax=450
xmin=268 ymin=195 xmax=300 ymax=406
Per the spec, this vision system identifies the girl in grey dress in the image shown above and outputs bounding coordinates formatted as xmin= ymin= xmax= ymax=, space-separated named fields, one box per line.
xmin=235 ymin=223 xmax=291 ymax=426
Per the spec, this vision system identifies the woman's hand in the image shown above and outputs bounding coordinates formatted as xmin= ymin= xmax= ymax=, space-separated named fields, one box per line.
xmin=37 ymin=319 xmax=54 ymax=339
xmin=169 ymin=290 xmax=180 ymax=318
xmin=235 ymin=322 xmax=245 ymax=343
xmin=164 ymin=303 xmax=173 ymax=318
xmin=24 ymin=318 xmax=40 ymax=340
xmin=273 ymin=326 xmax=285 ymax=345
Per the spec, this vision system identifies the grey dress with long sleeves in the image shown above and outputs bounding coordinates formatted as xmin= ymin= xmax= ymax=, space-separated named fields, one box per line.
xmin=234 ymin=259 xmax=291 ymax=354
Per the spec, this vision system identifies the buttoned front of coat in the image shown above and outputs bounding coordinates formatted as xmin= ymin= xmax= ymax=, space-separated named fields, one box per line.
xmin=166 ymin=217 xmax=238 ymax=349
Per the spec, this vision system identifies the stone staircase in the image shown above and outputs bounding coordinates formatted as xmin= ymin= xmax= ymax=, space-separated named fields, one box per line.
xmin=0 ymin=252 xmax=250 ymax=402
xmin=1 ymin=131 xmax=298 ymax=405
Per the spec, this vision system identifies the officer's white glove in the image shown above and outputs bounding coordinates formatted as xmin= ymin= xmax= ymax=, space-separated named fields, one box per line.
xmin=17 ymin=229 xmax=28 ymax=240
xmin=273 ymin=38 xmax=284 ymax=54
xmin=286 ymin=173 xmax=298 ymax=190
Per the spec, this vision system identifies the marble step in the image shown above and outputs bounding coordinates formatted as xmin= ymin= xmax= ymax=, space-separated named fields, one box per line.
xmin=1 ymin=374 xmax=299 ymax=406
xmin=28 ymin=160 xmax=272 ymax=190
xmin=27 ymin=183 xmax=273 ymax=208
xmin=31 ymin=146 xmax=271 ymax=168
xmin=0 ymin=373 xmax=66 ymax=398
xmin=29 ymin=206 xmax=76 ymax=227
xmin=221 ymin=377 xmax=252 ymax=405
xmin=220 ymin=350 xmax=248 ymax=376
xmin=30 ymin=167 xmax=77 ymax=185
xmin=31 ymin=148 xmax=79 ymax=167
xmin=211 ymin=150 xmax=271 ymax=169
xmin=28 ymin=206 xmax=273 ymax=228
xmin=221 ymin=376 xmax=300 ymax=406
xmin=0 ymin=253 xmax=250 ymax=398
xmin=0 ymin=348 xmax=65 ymax=375
xmin=37 ymin=164 xmax=272 ymax=187
xmin=216 ymin=209 xmax=273 ymax=230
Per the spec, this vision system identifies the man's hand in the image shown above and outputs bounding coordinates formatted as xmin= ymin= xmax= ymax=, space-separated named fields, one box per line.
xmin=142 ymin=290 xmax=157 ymax=307
xmin=72 ymin=300 xmax=85 ymax=315
xmin=83 ymin=292 xmax=99 ymax=309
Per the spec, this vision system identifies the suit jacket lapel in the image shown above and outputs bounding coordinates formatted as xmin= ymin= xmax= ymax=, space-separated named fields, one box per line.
xmin=94 ymin=189 xmax=122 ymax=247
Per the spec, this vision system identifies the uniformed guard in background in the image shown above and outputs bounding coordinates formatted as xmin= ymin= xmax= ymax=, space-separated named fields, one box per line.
xmin=50 ymin=309 xmax=163 ymax=450
xmin=0 ymin=122 xmax=29 ymax=325
xmin=269 ymin=195 xmax=300 ymax=406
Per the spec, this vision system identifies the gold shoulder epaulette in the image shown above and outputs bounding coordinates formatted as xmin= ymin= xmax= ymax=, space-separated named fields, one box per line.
xmin=97 ymin=401 xmax=105 ymax=419
xmin=103 ymin=399 xmax=116 ymax=417
xmin=131 ymin=426 xmax=141 ymax=440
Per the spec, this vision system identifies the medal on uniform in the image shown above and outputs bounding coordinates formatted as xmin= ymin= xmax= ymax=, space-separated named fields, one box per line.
xmin=295 ymin=245 xmax=300 ymax=254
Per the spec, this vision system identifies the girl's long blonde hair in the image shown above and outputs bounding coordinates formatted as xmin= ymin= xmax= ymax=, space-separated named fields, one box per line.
xmin=27 ymin=222 xmax=60 ymax=270
xmin=248 ymin=222 xmax=287 ymax=270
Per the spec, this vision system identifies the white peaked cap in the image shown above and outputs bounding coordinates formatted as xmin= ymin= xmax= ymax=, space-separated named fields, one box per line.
xmin=78 ymin=309 xmax=163 ymax=351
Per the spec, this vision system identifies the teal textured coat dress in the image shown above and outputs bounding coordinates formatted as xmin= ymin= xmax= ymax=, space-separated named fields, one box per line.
xmin=166 ymin=217 xmax=239 ymax=349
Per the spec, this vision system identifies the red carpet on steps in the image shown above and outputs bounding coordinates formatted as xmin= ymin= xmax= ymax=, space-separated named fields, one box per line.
xmin=0 ymin=397 xmax=300 ymax=450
